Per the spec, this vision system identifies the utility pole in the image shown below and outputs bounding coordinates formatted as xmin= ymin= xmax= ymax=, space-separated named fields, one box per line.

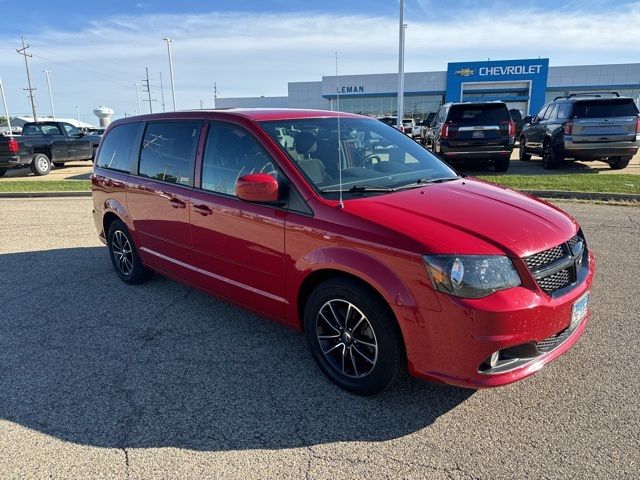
xmin=159 ymin=71 xmax=166 ymax=112
xmin=396 ymin=0 xmax=405 ymax=129
xmin=17 ymin=37 xmax=37 ymax=121
xmin=200 ymin=99 xmax=203 ymax=110
xmin=163 ymin=38 xmax=177 ymax=110
xmin=141 ymin=67 xmax=155 ymax=114
xmin=75 ymin=106 xmax=80 ymax=126
xmin=134 ymin=83 xmax=141 ymax=115
xmin=0 ymin=77 xmax=13 ymax=135
xmin=213 ymin=82 xmax=217 ymax=108
xmin=43 ymin=70 xmax=55 ymax=120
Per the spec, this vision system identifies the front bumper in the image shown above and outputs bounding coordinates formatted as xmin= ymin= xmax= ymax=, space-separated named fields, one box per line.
xmin=402 ymin=252 xmax=595 ymax=388
xmin=563 ymin=135 xmax=639 ymax=158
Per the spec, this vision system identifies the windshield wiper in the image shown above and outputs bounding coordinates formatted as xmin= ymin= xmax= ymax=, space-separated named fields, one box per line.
xmin=394 ymin=176 xmax=461 ymax=189
xmin=320 ymin=184 xmax=397 ymax=194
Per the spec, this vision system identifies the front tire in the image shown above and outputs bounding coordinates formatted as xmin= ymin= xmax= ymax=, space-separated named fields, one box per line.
xmin=608 ymin=155 xmax=631 ymax=170
xmin=519 ymin=137 xmax=531 ymax=161
xmin=30 ymin=153 xmax=51 ymax=176
xmin=304 ymin=277 xmax=406 ymax=396
xmin=107 ymin=219 xmax=154 ymax=285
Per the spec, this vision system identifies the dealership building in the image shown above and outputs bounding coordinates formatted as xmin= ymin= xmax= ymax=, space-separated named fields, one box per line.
xmin=216 ymin=58 xmax=640 ymax=119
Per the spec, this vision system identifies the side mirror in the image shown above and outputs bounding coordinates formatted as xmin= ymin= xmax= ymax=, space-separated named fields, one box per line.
xmin=236 ymin=173 xmax=279 ymax=203
xmin=523 ymin=116 xmax=533 ymax=124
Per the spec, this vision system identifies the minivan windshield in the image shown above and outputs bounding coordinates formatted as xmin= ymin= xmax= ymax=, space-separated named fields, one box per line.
xmin=260 ymin=117 xmax=458 ymax=197
xmin=571 ymin=99 xmax=639 ymax=118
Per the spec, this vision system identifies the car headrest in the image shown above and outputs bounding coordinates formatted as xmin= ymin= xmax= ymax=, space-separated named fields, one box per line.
xmin=294 ymin=131 xmax=317 ymax=155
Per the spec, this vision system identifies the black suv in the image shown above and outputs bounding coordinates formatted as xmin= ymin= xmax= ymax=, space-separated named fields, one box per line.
xmin=429 ymin=102 xmax=515 ymax=172
xmin=519 ymin=93 xmax=640 ymax=169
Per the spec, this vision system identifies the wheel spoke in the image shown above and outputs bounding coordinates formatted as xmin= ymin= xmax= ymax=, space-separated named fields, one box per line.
xmin=341 ymin=344 xmax=346 ymax=374
xmin=318 ymin=334 xmax=340 ymax=340
xmin=354 ymin=339 xmax=377 ymax=349
xmin=319 ymin=310 xmax=340 ymax=333
xmin=327 ymin=302 xmax=343 ymax=329
xmin=344 ymin=303 xmax=353 ymax=329
xmin=350 ymin=315 xmax=366 ymax=334
xmin=349 ymin=347 xmax=359 ymax=377
xmin=353 ymin=345 xmax=376 ymax=365
xmin=322 ymin=342 xmax=344 ymax=355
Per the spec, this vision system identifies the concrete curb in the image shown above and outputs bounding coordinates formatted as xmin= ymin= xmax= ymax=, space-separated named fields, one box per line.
xmin=0 ymin=189 xmax=638 ymax=202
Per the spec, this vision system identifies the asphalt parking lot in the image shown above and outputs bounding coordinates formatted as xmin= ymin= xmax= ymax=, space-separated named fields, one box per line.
xmin=0 ymin=198 xmax=638 ymax=479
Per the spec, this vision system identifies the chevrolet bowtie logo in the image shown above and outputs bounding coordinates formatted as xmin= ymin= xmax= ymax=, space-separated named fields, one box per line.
xmin=455 ymin=68 xmax=475 ymax=77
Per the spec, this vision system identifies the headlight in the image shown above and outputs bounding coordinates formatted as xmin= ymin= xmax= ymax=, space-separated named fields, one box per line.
xmin=423 ymin=255 xmax=521 ymax=299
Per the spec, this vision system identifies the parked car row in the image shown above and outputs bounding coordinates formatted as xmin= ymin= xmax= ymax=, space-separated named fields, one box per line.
xmin=413 ymin=92 xmax=639 ymax=171
xmin=0 ymin=121 xmax=100 ymax=176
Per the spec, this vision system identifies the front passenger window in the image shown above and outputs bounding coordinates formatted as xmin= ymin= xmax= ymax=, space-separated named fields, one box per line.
xmin=201 ymin=124 xmax=278 ymax=196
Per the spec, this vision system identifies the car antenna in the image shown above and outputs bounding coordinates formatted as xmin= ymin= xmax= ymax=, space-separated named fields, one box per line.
xmin=335 ymin=51 xmax=344 ymax=209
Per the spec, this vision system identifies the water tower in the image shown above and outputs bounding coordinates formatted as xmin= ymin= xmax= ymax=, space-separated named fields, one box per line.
xmin=93 ymin=106 xmax=114 ymax=127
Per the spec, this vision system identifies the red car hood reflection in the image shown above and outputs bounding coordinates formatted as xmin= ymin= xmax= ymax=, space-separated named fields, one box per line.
xmin=343 ymin=178 xmax=578 ymax=258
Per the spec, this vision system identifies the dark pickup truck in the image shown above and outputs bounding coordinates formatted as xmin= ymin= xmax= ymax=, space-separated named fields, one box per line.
xmin=0 ymin=121 xmax=100 ymax=176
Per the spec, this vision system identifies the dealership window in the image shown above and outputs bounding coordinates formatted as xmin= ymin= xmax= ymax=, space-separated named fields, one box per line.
xmin=333 ymin=94 xmax=444 ymax=120
xmin=201 ymin=123 xmax=278 ymax=196
xmin=96 ymin=122 xmax=141 ymax=173
xmin=138 ymin=121 xmax=202 ymax=186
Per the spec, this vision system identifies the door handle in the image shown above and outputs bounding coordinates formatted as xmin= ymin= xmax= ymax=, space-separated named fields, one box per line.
xmin=193 ymin=204 xmax=213 ymax=216
xmin=169 ymin=197 xmax=187 ymax=209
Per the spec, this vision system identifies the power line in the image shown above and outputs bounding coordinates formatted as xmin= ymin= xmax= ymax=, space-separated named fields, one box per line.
xmin=17 ymin=37 xmax=37 ymax=121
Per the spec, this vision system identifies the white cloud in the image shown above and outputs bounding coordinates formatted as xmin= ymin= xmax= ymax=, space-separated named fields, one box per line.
xmin=1 ymin=6 xmax=639 ymax=122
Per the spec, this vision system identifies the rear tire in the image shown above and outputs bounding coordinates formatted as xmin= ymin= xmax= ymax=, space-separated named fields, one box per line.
xmin=107 ymin=219 xmax=154 ymax=285
xmin=608 ymin=156 xmax=631 ymax=170
xmin=542 ymin=140 xmax=563 ymax=170
xmin=0 ymin=167 xmax=7 ymax=177
xmin=493 ymin=157 xmax=510 ymax=172
xmin=304 ymin=277 xmax=406 ymax=396
xmin=519 ymin=137 xmax=531 ymax=161
xmin=30 ymin=153 xmax=51 ymax=176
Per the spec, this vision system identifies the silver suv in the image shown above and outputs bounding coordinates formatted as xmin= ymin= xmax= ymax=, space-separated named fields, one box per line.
xmin=519 ymin=93 xmax=640 ymax=169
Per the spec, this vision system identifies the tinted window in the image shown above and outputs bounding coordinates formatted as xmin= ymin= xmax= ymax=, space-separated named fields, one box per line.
xmin=509 ymin=109 xmax=523 ymax=122
xmin=535 ymin=105 xmax=549 ymax=121
xmin=62 ymin=123 xmax=81 ymax=136
xmin=96 ymin=123 xmax=141 ymax=173
xmin=447 ymin=104 xmax=509 ymax=124
xmin=22 ymin=124 xmax=42 ymax=135
xmin=426 ymin=112 xmax=436 ymax=125
xmin=139 ymin=121 xmax=201 ymax=186
xmin=571 ymin=99 xmax=639 ymax=118
xmin=23 ymin=123 xmax=62 ymax=135
xmin=201 ymin=123 xmax=278 ymax=196
xmin=260 ymin=117 xmax=457 ymax=197
xmin=545 ymin=104 xmax=558 ymax=120
xmin=556 ymin=103 xmax=572 ymax=119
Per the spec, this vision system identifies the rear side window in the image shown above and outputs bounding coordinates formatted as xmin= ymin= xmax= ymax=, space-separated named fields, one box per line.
xmin=96 ymin=123 xmax=141 ymax=173
xmin=139 ymin=121 xmax=202 ymax=186
xmin=544 ymin=104 xmax=558 ymax=120
xmin=556 ymin=103 xmax=573 ymax=119
xmin=571 ymin=99 xmax=639 ymax=118
xmin=447 ymin=104 xmax=509 ymax=124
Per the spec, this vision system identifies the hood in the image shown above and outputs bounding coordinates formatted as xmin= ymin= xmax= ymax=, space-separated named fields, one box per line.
xmin=344 ymin=178 xmax=578 ymax=258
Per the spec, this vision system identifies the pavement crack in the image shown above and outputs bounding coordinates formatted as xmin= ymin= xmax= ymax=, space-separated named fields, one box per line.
xmin=121 ymin=447 xmax=130 ymax=478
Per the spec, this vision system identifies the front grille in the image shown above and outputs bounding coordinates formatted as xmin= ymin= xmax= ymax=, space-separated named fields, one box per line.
xmin=523 ymin=231 xmax=586 ymax=295
xmin=536 ymin=327 xmax=572 ymax=353
xmin=537 ymin=268 xmax=571 ymax=294
xmin=523 ymin=245 xmax=564 ymax=271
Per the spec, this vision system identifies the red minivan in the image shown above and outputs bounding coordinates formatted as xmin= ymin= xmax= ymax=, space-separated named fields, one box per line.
xmin=91 ymin=109 xmax=594 ymax=395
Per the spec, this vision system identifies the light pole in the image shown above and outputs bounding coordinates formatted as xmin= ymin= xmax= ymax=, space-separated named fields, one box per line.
xmin=134 ymin=82 xmax=141 ymax=115
xmin=43 ymin=70 xmax=55 ymax=120
xmin=397 ymin=0 xmax=406 ymax=130
xmin=163 ymin=38 xmax=177 ymax=110
xmin=75 ymin=105 xmax=80 ymax=126
xmin=0 ymin=77 xmax=13 ymax=135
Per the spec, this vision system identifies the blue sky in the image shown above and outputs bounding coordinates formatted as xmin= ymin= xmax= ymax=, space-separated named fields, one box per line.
xmin=0 ymin=0 xmax=638 ymax=123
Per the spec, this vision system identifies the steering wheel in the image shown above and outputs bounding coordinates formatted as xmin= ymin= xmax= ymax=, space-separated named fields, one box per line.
xmin=361 ymin=154 xmax=382 ymax=169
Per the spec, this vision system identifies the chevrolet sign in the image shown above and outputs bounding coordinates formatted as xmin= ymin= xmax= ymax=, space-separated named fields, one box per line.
xmin=479 ymin=65 xmax=543 ymax=76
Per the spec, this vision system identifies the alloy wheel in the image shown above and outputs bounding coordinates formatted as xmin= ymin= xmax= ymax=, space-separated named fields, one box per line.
xmin=315 ymin=299 xmax=378 ymax=378
xmin=111 ymin=230 xmax=134 ymax=276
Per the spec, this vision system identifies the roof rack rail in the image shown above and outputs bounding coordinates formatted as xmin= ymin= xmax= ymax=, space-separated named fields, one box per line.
xmin=553 ymin=92 xmax=620 ymax=101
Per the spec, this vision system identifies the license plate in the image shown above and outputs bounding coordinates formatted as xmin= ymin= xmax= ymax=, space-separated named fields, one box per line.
xmin=472 ymin=131 xmax=485 ymax=138
xmin=571 ymin=292 xmax=589 ymax=329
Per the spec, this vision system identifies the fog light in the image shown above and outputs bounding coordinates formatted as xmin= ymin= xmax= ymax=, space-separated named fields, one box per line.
xmin=489 ymin=351 xmax=500 ymax=368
